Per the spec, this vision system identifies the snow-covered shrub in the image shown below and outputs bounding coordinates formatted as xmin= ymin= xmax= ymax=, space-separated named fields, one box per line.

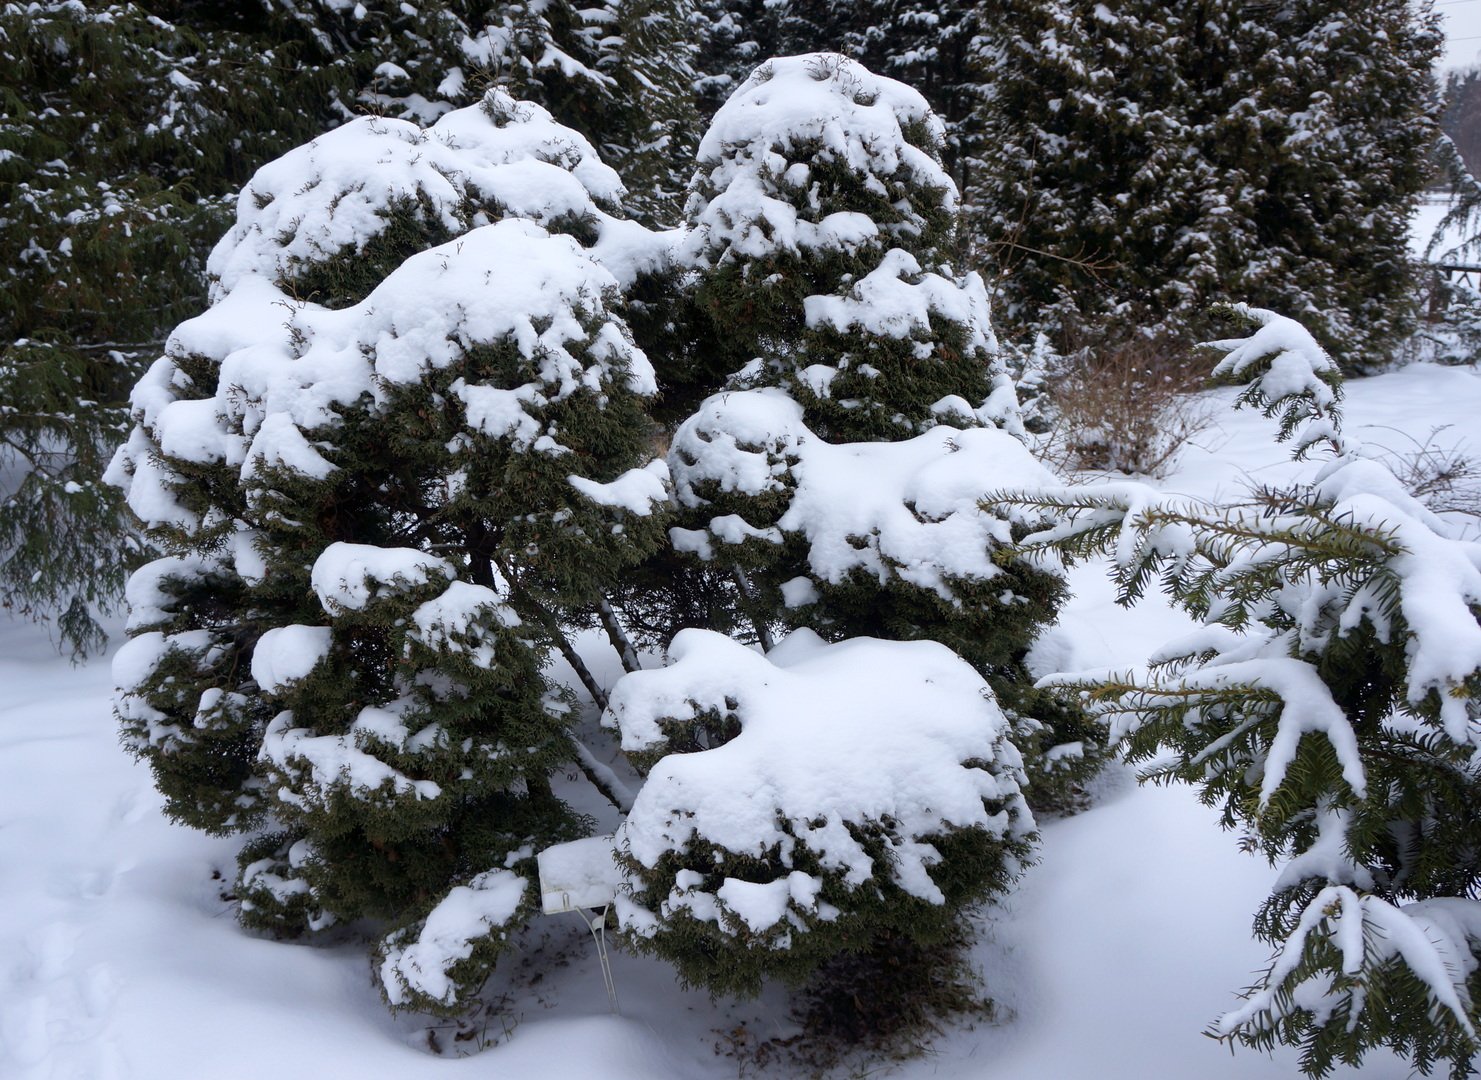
xmin=652 ymin=54 xmax=1105 ymax=811
xmin=666 ymin=386 xmax=1105 ymax=809
xmin=996 ymin=306 xmax=1481 ymax=1077
xmin=605 ymin=628 xmax=1034 ymax=996
xmin=670 ymin=53 xmax=1017 ymax=439
xmin=106 ymin=92 xmax=671 ymax=1015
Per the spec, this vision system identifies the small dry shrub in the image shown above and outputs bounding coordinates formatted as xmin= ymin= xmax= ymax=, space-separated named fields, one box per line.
xmin=1042 ymin=336 xmax=1214 ymax=478
xmin=1369 ymin=424 xmax=1481 ymax=534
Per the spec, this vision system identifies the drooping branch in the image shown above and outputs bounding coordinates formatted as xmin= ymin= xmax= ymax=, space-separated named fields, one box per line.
xmin=490 ymin=551 xmax=610 ymax=711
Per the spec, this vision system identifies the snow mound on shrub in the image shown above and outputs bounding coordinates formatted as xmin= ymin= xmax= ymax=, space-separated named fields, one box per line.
xmin=606 ymin=629 xmax=1033 ymax=935
xmin=209 ymin=89 xmax=629 ymax=295
xmin=378 ymin=869 xmax=528 ymax=1009
xmin=669 ymin=388 xmax=1058 ymax=599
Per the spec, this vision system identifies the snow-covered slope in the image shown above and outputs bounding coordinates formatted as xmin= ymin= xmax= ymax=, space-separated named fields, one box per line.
xmin=7 ymin=362 xmax=1480 ymax=1078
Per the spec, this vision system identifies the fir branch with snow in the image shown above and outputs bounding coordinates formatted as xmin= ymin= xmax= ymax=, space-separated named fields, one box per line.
xmin=991 ymin=308 xmax=1481 ymax=1078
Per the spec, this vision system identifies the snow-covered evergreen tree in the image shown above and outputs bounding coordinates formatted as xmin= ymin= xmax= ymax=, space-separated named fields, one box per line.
xmin=662 ymin=55 xmax=1105 ymax=811
xmin=692 ymin=2 xmax=994 ymax=249
xmin=106 ymin=91 xmax=672 ymax=1015
xmin=978 ymin=0 xmax=1441 ymax=371
xmin=2 ymin=0 xmax=698 ymax=654
xmin=606 ymin=628 xmax=1034 ymax=998
xmin=999 ymin=306 xmax=1481 ymax=1077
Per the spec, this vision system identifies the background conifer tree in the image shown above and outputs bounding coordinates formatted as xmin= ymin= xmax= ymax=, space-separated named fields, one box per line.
xmin=977 ymin=0 xmax=1441 ymax=372
xmin=0 ymin=2 xmax=339 ymax=653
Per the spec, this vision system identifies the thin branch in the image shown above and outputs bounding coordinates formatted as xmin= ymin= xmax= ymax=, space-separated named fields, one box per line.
xmin=730 ymin=564 xmax=774 ymax=652
xmin=595 ymin=596 xmax=642 ymax=674
xmin=571 ymin=737 xmax=635 ymax=815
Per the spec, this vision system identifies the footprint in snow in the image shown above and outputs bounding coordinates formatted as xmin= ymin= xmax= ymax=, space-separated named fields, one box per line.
xmin=0 ymin=925 xmax=126 ymax=1079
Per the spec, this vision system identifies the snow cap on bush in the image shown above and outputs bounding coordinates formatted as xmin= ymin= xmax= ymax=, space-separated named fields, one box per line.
xmin=604 ymin=628 xmax=1033 ymax=994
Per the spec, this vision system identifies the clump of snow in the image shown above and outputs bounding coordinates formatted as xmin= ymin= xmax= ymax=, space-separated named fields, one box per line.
xmin=109 ymin=220 xmax=657 ymax=537
xmin=123 ymin=555 xmax=212 ymax=632
xmin=408 ymin=581 xmax=520 ymax=668
xmin=804 ymin=248 xmax=996 ymax=355
xmin=250 ymin=625 xmax=333 ymax=694
xmin=379 ymin=868 xmax=528 ymax=1008
xmin=568 ymin=460 xmax=671 ymax=517
xmin=607 ymin=629 xmax=1032 ymax=938
xmin=259 ymin=708 xmax=443 ymax=812
xmin=112 ymin=628 xmax=223 ymax=751
xmin=1216 ymin=886 xmax=1481 ymax=1044
xmin=668 ymin=388 xmax=1057 ymax=599
xmin=310 ymin=543 xmax=455 ymax=615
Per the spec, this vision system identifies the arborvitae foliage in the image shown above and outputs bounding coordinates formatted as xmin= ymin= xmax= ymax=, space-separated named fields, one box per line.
xmin=994 ymin=306 xmax=1481 ymax=1078
xmin=107 ymin=92 xmax=673 ymax=1016
xmin=978 ymin=0 xmax=1441 ymax=372
xmin=660 ymin=54 xmax=1105 ymax=811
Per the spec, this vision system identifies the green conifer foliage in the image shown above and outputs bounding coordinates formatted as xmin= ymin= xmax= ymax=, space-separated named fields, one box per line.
xmin=995 ymin=306 xmax=1481 ymax=1077
xmin=0 ymin=2 xmax=335 ymax=653
xmin=978 ymin=0 xmax=1441 ymax=371
xmin=664 ymin=55 xmax=1105 ymax=811
xmin=107 ymin=92 xmax=671 ymax=1015
xmin=2 ymin=0 xmax=698 ymax=653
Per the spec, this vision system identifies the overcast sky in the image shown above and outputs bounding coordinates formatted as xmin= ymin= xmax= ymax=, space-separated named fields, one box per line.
xmin=1440 ymin=0 xmax=1481 ymax=71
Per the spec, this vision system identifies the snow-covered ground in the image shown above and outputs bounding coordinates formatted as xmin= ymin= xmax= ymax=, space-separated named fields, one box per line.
xmin=6 ymin=362 xmax=1481 ymax=1079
